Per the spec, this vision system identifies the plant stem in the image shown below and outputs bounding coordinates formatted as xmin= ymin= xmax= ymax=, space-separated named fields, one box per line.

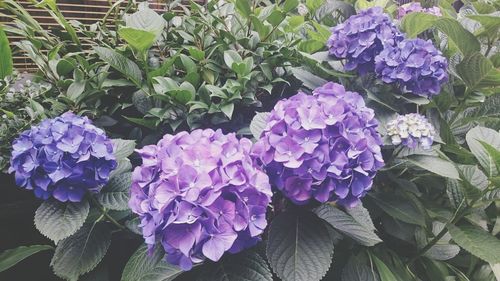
xmin=89 ymin=196 xmax=126 ymax=230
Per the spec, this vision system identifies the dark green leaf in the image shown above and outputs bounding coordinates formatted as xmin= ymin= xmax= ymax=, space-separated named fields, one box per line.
xmin=121 ymin=244 xmax=182 ymax=281
xmin=407 ymin=155 xmax=460 ymax=179
xmin=369 ymin=193 xmax=425 ymax=226
xmin=370 ymin=254 xmax=398 ymax=281
xmin=266 ymin=210 xmax=334 ymax=281
xmin=51 ymin=224 xmax=112 ymax=281
xmin=0 ymin=25 xmax=13 ymax=79
xmin=97 ymin=172 xmax=132 ymax=211
xmin=0 ymin=245 xmax=53 ymax=273
xmin=457 ymin=53 xmax=500 ymax=90
xmin=94 ymin=47 xmax=142 ymax=87
xmin=35 ymin=199 xmax=90 ymax=244
xmin=291 ymin=67 xmax=327 ymax=90
xmin=448 ymin=224 xmax=500 ymax=264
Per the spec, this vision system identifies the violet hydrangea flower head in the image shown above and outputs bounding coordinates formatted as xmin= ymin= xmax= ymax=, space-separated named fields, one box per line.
xmin=375 ymin=38 xmax=448 ymax=97
xmin=386 ymin=113 xmax=436 ymax=149
xmin=396 ymin=2 xmax=442 ymax=19
xmin=9 ymin=112 xmax=117 ymax=202
xmin=129 ymin=129 xmax=272 ymax=270
xmin=327 ymin=7 xmax=404 ymax=74
xmin=252 ymin=82 xmax=384 ymax=208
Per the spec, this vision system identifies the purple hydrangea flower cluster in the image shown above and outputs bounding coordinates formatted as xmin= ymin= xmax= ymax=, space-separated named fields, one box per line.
xmin=375 ymin=38 xmax=448 ymax=96
xmin=327 ymin=7 xmax=404 ymax=74
xmin=9 ymin=112 xmax=117 ymax=202
xmin=386 ymin=113 xmax=435 ymax=149
xmin=252 ymin=82 xmax=384 ymax=208
xmin=397 ymin=2 xmax=442 ymax=19
xmin=129 ymin=129 xmax=272 ymax=270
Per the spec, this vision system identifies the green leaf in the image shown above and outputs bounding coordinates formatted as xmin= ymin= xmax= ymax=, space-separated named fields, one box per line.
xmin=51 ymin=223 xmax=112 ymax=281
xmin=223 ymin=50 xmax=243 ymax=69
xmin=94 ymin=47 xmax=143 ymax=87
xmin=121 ymin=244 xmax=182 ymax=281
xmin=112 ymin=139 xmax=136 ymax=160
xmin=0 ymin=25 xmax=13 ymax=79
xmin=125 ymin=4 xmax=166 ymax=38
xmin=370 ymin=254 xmax=399 ymax=281
xmin=96 ymin=172 xmax=132 ymax=211
xmin=283 ymin=0 xmax=299 ymax=12
xmin=35 ymin=199 xmax=90 ymax=244
xmin=110 ymin=159 xmax=132 ymax=178
xmin=406 ymin=155 xmax=460 ymax=179
xmin=401 ymin=12 xmax=439 ymax=38
xmin=221 ymin=103 xmax=234 ymax=119
xmin=34 ymin=0 xmax=81 ymax=46
xmin=250 ymin=112 xmax=271 ymax=139
xmin=480 ymin=141 xmax=500 ymax=174
xmin=369 ymin=193 xmax=426 ymax=226
xmin=0 ymin=245 xmax=53 ymax=273
xmin=290 ymin=67 xmax=328 ymax=90
xmin=179 ymin=54 xmax=197 ymax=73
xmin=457 ymin=52 xmax=500 ymax=90
xmin=467 ymin=15 xmax=500 ymax=37
xmin=448 ymin=224 xmax=500 ymax=264
xmin=341 ymin=253 xmax=377 ymax=281
xmin=266 ymin=210 xmax=334 ymax=281
xmin=118 ymin=27 xmax=156 ymax=54
xmin=433 ymin=18 xmax=481 ymax=56
xmin=314 ymin=204 xmax=381 ymax=246
xmin=123 ymin=116 xmax=157 ymax=130
xmin=132 ymin=90 xmax=153 ymax=114
xmin=235 ymin=0 xmax=252 ymax=18
xmin=197 ymin=249 xmax=273 ymax=281
xmin=466 ymin=126 xmax=500 ymax=177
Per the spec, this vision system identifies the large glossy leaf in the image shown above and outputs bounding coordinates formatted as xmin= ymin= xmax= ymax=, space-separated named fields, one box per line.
xmin=434 ymin=18 xmax=481 ymax=56
xmin=448 ymin=224 xmax=500 ymax=264
xmin=97 ymin=172 xmax=132 ymax=211
xmin=35 ymin=199 xmax=90 ymax=244
xmin=0 ymin=25 xmax=13 ymax=79
xmin=369 ymin=193 xmax=425 ymax=226
xmin=466 ymin=126 xmax=500 ymax=176
xmin=0 ymin=245 xmax=53 ymax=273
xmin=121 ymin=244 xmax=182 ymax=281
xmin=198 ymin=249 xmax=272 ymax=281
xmin=407 ymin=155 xmax=460 ymax=179
xmin=315 ymin=204 xmax=381 ymax=246
xmin=457 ymin=52 xmax=500 ymax=90
xmin=266 ymin=210 xmax=334 ymax=281
xmin=250 ymin=112 xmax=270 ymax=139
xmin=401 ymin=12 xmax=439 ymax=38
xmin=94 ymin=47 xmax=142 ymax=87
xmin=51 ymin=224 xmax=111 ymax=281
xmin=118 ymin=28 xmax=156 ymax=54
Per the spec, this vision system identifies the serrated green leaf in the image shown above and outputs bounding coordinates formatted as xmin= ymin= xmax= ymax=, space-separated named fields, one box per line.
xmin=448 ymin=224 xmax=500 ymax=264
xmin=198 ymin=249 xmax=272 ymax=281
xmin=250 ymin=112 xmax=270 ymax=139
xmin=369 ymin=193 xmax=425 ymax=226
xmin=0 ymin=245 xmax=53 ymax=273
xmin=112 ymin=139 xmax=136 ymax=160
xmin=0 ymin=25 xmax=13 ymax=79
xmin=94 ymin=47 xmax=142 ymax=87
xmin=457 ymin=53 xmax=500 ymax=90
xmin=51 ymin=223 xmax=111 ymax=281
xmin=121 ymin=244 xmax=182 ymax=281
xmin=433 ymin=18 xmax=481 ymax=56
xmin=466 ymin=126 xmax=500 ymax=177
xmin=266 ymin=210 xmax=334 ymax=281
xmin=110 ymin=159 xmax=132 ymax=178
xmin=35 ymin=199 xmax=90 ymax=244
xmin=401 ymin=12 xmax=439 ymax=38
xmin=97 ymin=172 xmax=132 ymax=211
xmin=315 ymin=204 xmax=381 ymax=246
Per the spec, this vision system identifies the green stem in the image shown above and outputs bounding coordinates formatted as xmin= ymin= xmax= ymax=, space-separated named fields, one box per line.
xmin=90 ymin=196 xmax=125 ymax=230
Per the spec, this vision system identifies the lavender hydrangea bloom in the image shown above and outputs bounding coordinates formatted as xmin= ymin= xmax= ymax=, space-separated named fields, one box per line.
xmin=327 ymin=7 xmax=404 ymax=74
xmin=375 ymin=38 xmax=448 ymax=97
xmin=386 ymin=113 xmax=436 ymax=149
xmin=9 ymin=112 xmax=117 ymax=202
xmin=253 ymin=82 xmax=384 ymax=208
xmin=129 ymin=129 xmax=272 ymax=270
xmin=397 ymin=2 xmax=442 ymax=19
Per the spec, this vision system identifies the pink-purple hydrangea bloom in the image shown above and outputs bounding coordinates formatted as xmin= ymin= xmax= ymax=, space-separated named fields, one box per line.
xmin=375 ymin=38 xmax=448 ymax=96
xmin=129 ymin=129 xmax=272 ymax=270
xmin=386 ymin=113 xmax=435 ymax=149
xmin=252 ymin=82 xmax=384 ymax=208
xmin=9 ymin=112 xmax=116 ymax=202
xmin=327 ymin=7 xmax=404 ymax=74
xmin=397 ymin=2 xmax=442 ymax=19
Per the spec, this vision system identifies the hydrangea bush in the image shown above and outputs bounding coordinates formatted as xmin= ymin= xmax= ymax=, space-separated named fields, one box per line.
xmin=9 ymin=112 xmax=117 ymax=202
xmin=253 ymin=82 xmax=384 ymax=207
xmin=2 ymin=1 xmax=500 ymax=281
xmin=129 ymin=129 xmax=272 ymax=270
